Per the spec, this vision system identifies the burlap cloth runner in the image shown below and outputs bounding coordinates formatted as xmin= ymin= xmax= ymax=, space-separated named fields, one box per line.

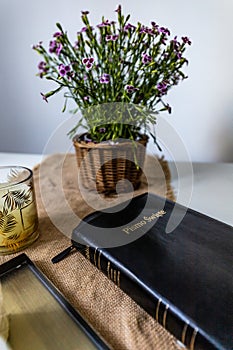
xmin=0 ymin=153 xmax=184 ymax=350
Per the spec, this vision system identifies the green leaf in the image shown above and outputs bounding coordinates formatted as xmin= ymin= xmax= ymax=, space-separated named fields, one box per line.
xmin=43 ymin=86 xmax=63 ymax=98
xmin=62 ymin=98 xmax=68 ymax=113
xmin=125 ymin=14 xmax=130 ymax=23
xmin=56 ymin=23 xmax=64 ymax=32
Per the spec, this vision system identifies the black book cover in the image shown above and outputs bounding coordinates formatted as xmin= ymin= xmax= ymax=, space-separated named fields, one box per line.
xmin=56 ymin=193 xmax=233 ymax=350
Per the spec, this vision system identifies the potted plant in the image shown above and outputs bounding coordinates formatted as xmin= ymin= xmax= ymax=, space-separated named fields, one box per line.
xmin=33 ymin=5 xmax=191 ymax=194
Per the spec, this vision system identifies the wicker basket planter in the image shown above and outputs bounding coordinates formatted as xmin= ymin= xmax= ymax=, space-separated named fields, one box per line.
xmin=73 ymin=134 xmax=148 ymax=194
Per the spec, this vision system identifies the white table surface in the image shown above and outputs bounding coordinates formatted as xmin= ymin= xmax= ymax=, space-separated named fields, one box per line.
xmin=0 ymin=152 xmax=232 ymax=227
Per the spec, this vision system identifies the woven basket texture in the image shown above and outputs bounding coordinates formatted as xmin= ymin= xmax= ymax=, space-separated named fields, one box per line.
xmin=73 ymin=135 xmax=148 ymax=194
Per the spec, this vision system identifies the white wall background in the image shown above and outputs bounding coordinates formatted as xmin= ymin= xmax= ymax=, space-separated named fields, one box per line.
xmin=0 ymin=0 xmax=232 ymax=162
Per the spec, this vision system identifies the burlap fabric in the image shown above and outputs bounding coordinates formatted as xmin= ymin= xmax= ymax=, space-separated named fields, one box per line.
xmin=0 ymin=153 xmax=184 ymax=350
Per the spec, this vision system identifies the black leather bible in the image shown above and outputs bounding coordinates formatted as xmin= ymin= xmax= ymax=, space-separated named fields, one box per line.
xmin=53 ymin=193 xmax=233 ymax=350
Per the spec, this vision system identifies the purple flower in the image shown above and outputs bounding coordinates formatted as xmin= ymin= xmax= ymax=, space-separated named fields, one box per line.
xmin=40 ymin=92 xmax=48 ymax=103
xmin=97 ymin=19 xmax=112 ymax=28
xmin=171 ymin=36 xmax=180 ymax=49
xmin=77 ymin=26 xmax=94 ymax=34
xmin=59 ymin=68 xmax=66 ymax=77
xmin=139 ymin=26 xmax=149 ymax=34
xmin=151 ymin=21 xmax=159 ymax=29
xmin=159 ymin=27 xmax=170 ymax=35
xmin=81 ymin=26 xmax=88 ymax=32
xmin=125 ymin=85 xmax=139 ymax=93
xmin=84 ymin=96 xmax=89 ymax=101
xmin=86 ymin=62 xmax=92 ymax=70
xmin=106 ymin=35 xmax=112 ymax=41
xmin=38 ymin=61 xmax=47 ymax=71
xmin=157 ymin=81 xmax=168 ymax=95
xmin=148 ymin=28 xmax=155 ymax=35
xmin=97 ymin=23 xmax=105 ymax=28
xmin=32 ymin=41 xmax=43 ymax=50
xmin=171 ymin=37 xmax=184 ymax=59
xmin=38 ymin=61 xmax=48 ymax=78
xmin=85 ymin=136 xmax=93 ymax=143
xmin=100 ymin=73 xmax=110 ymax=84
xmin=139 ymin=25 xmax=156 ymax=35
xmin=53 ymin=32 xmax=62 ymax=38
xmin=82 ymin=57 xmax=95 ymax=70
xmin=49 ymin=40 xmax=62 ymax=55
xmin=56 ymin=43 xmax=63 ymax=55
xmin=182 ymin=36 xmax=191 ymax=45
xmin=99 ymin=127 xmax=106 ymax=133
xmin=58 ymin=65 xmax=66 ymax=76
xmin=124 ymin=23 xmax=136 ymax=31
xmin=49 ymin=40 xmax=56 ymax=53
xmin=115 ymin=5 xmax=121 ymax=13
xmin=142 ymin=53 xmax=152 ymax=64
xmin=106 ymin=34 xmax=119 ymax=41
xmin=58 ymin=64 xmax=70 ymax=77
xmin=67 ymin=71 xmax=75 ymax=81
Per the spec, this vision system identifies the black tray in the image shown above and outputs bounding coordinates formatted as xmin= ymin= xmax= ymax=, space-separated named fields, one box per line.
xmin=0 ymin=253 xmax=110 ymax=350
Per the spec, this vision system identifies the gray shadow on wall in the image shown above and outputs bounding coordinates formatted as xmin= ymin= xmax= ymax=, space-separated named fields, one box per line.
xmin=214 ymin=110 xmax=233 ymax=162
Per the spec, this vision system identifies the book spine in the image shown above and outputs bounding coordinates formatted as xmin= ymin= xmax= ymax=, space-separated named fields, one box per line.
xmin=80 ymin=245 xmax=218 ymax=350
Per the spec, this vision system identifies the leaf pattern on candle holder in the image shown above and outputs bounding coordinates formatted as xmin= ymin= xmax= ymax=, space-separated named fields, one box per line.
xmin=0 ymin=211 xmax=17 ymax=234
xmin=2 ymin=189 xmax=31 ymax=211
xmin=7 ymin=168 xmax=20 ymax=183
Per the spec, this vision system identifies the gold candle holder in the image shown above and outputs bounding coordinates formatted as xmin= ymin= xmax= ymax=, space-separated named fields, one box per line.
xmin=0 ymin=166 xmax=39 ymax=254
